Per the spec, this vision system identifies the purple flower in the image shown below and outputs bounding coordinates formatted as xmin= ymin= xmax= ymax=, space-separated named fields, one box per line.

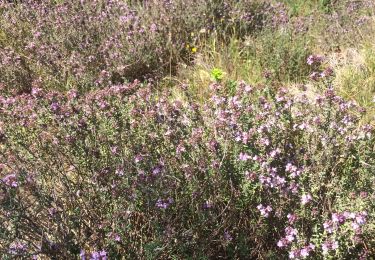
xmin=50 ymin=102 xmax=60 ymax=112
xmin=134 ymin=154 xmax=143 ymax=163
xmin=284 ymin=226 xmax=298 ymax=242
xmin=277 ymin=238 xmax=287 ymax=248
xmin=156 ymin=198 xmax=173 ymax=209
xmin=289 ymin=249 xmax=300 ymax=259
xmin=90 ymin=251 xmax=100 ymax=260
xmin=150 ymin=23 xmax=157 ymax=32
xmin=322 ymin=240 xmax=339 ymax=254
xmin=307 ymin=55 xmax=314 ymax=65
xmin=80 ymin=249 xmax=86 ymax=260
xmin=332 ymin=213 xmax=346 ymax=224
xmin=223 ymin=231 xmax=233 ymax=241
xmin=355 ymin=212 xmax=367 ymax=225
xmin=301 ymin=194 xmax=312 ymax=205
xmin=322 ymin=242 xmax=329 ymax=255
xmin=67 ymin=89 xmax=78 ymax=100
xmin=257 ymin=204 xmax=272 ymax=218
xmin=8 ymin=241 xmax=27 ymax=255
xmin=320 ymin=67 xmax=333 ymax=78
xmin=98 ymin=100 xmax=109 ymax=110
xmin=203 ymin=200 xmax=213 ymax=209
xmin=115 ymin=168 xmax=124 ymax=176
xmin=156 ymin=199 xmax=167 ymax=209
xmin=309 ymin=72 xmax=320 ymax=81
xmin=110 ymin=146 xmax=118 ymax=155
xmin=287 ymin=213 xmax=297 ymax=224
xmin=351 ymin=222 xmax=360 ymax=230
xmin=298 ymin=243 xmax=315 ymax=258
xmin=360 ymin=191 xmax=368 ymax=198
xmin=176 ymin=144 xmax=186 ymax=155
xmin=323 ymin=220 xmax=334 ymax=233
xmin=90 ymin=250 xmax=107 ymax=260
xmin=269 ymin=148 xmax=281 ymax=158
xmin=114 ymin=234 xmax=121 ymax=242
xmin=307 ymin=54 xmax=324 ymax=65
xmin=2 ymin=173 xmax=18 ymax=187
xmin=285 ymin=234 xmax=295 ymax=243
xmin=152 ymin=165 xmax=162 ymax=176
xmin=332 ymin=241 xmax=339 ymax=250
xmin=31 ymin=87 xmax=42 ymax=97
xmin=300 ymin=248 xmax=309 ymax=257
xmin=48 ymin=207 xmax=57 ymax=217
xmin=239 ymin=152 xmax=250 ymax=161
xmin=99 ymin=250 xmax=107 ymax=259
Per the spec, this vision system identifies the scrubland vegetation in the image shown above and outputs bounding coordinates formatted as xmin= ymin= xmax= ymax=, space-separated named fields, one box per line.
xmin=0 ymin=0 xmax=374 ymax=259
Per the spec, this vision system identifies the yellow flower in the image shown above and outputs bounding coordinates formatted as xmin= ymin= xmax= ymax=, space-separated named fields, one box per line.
xmin=191 ymin=47 xmax=197 ymax=53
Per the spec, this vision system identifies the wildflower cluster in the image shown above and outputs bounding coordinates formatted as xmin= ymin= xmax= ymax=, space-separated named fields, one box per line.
xmin=307 ymin=54 xmax=334 ymax=81
xmin=0 ymin=79 xmax=373 ymax=258
xmin=0 ymin=0 xmax=285 ymax=94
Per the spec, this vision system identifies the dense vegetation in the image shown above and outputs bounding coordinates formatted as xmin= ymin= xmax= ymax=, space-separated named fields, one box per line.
xmin=0 ymin=0 xmax=374 ymax=259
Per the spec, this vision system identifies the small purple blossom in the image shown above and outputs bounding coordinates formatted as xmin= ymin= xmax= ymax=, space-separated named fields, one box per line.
xmin=114 ymin=234 xmax=121 ymax=242
xmin=309 ymin=71 xmax=320 ymax=81
xmin=150 ymin=23 xmax=157 ymax=32
xmin=100 ymin=250 xmax=107 ymax=258
xmin=151 ymin=165 xmax=163 ymax=176
xmin=48 ymin=207 xmax=58 ymax=217
xmin=50 ymin=102 xmax=60 ymax=112
xmin=287 ymin=213 xmax=297 ymax=224
xmin=156 ymin=198 xmax=173 ymax=209
xmin=91 ymin=251 xmax=100 ymax=260
xmin=300 ymin=248 xmax=309 ymax=257
xmin=355 ymin=211 xmax=367 ymax=225
xmin=320 ymin=67 xmax=333 ymax=78
xmin=80 ymin=249 xmax=86 ymax=260
xmin=300 ymin=243 xmax=315 ymax=258
xmin=284 ymin=226 xmax=298 ymax=242
xmin=323 ymin=220 xmax=334 ymax=233
xmin=223 ymin=231 xmax=233 ymax=242
xmin=176 ymin=143 xmax=186 ymax=155
xmin=257 ymin=204 xmax=272 ymax=218
xmin=332 ymin=212 xmax=346 ymax=224
xmin=115 ymin=168 xmax=124 ymax=176
xmin=307 ymin=54 xmax=324 ymax=65
xmin=301 ymin=194 xmax=312 ymax=205
xmin=2 ymin=173 xmax=18 ymax=187
xmin=90 ymin=250 xmax=107 ymax=260
xmin=8 ymin=241 xmax=27 ymax=255
xmin=289 ymin=249 xmax=300 ymax=259
xmin=203 ymin=200 xmax=213 ymax=209
xmin=110 ymin=146 xmax=118 ymax=155
xmin=134 ymin=154 xmax=143 ymax=163
xmin=322 ymin=240 xmax=339 ymax=254
xmin=31 ymin=87 xmax=42 ymax=97
xmin=277 ymin=238 xmax=287 ymax=248
xmin=239 ymin=152 xmax=250 ymax=161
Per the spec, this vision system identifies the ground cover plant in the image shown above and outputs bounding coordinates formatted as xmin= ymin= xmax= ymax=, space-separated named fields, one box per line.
xmin=1 ymin=81 xmax=374 ymax=259
xmin=1 ymin=0 xmax=375 ymax=259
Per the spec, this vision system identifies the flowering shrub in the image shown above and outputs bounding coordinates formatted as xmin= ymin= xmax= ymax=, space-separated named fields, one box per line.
xmin=0 ymin=80 xmax=374 ymax=258
xmin=0 ymin=1 xmax=374 ymax=258
xmin=0 ymin=0 xmax=286 ymax=95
